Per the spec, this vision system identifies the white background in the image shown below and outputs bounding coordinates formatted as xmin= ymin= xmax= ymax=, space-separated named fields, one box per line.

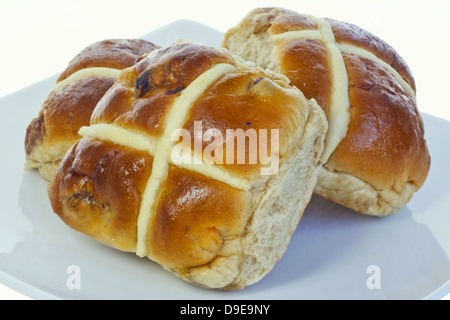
xmin=0 ymin=0 xmax=449 ymax=299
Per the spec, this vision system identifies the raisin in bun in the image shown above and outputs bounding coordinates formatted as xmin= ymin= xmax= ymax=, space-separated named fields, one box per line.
xmin=47 ymin=41 xmax=327 ymax=289
xmin=25 ymin=39 xmax=159 ymax=180
xmin=223 ymin=7 xmax=431 ymax=216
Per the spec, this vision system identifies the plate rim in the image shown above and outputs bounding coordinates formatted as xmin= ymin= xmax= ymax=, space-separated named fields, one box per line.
xmin=1 ymin=19 xmax=449 ymax=301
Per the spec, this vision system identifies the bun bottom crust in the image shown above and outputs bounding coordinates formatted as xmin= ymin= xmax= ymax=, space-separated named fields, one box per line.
xmin=315 ymin=166 xmax=418 ymax=217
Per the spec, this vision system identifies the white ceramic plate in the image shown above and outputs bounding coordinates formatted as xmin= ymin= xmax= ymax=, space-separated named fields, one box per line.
xmin=1 ymin=20 xmax=449 ymax=300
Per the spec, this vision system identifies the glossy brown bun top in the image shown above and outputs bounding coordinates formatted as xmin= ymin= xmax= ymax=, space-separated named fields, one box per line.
xmin=223 ymin=7 xmax=430 ymax=216
xmin=25 ymin=39 xmax=159 ymax=180
xmin=57 ymin=39 xmax=158 ymax=81
xmin=48 ymin=41 xmax=328 ymax=289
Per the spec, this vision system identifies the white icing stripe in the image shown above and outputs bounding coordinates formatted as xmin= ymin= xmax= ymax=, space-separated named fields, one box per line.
xmin=51 ymin=67 xmax=121 ymax=93
xmin=313 ymin=15 xmax=350 ymax=163
xmin=135 ymin=63 xmax=237 ymax=257
xmin=271 ymin=30 xmax=323 ymax=44
xmin=337 ymin=42 xmax=417 ymax=102
xmin=175 ymin=149 xmax=251 ymax=191
xmin=321 ymin=42 xmax=350 ymax=163
xmin=304 ymin=14 xmax=335 ymax=43
xmin=278 ymin=15 xmax=349 ymax=163
xmin=78 ymin=123 xmax=158 ymax=153
xmin=136 ymin=156 xmax=168 ymax=256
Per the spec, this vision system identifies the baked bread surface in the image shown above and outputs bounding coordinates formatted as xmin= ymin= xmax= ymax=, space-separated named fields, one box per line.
xmin=25 ymin=39 xmax=159 ymax=180
xmin=48 ymin=42 xmax=327 ymax=289
xmin=222 ymin=7 xmax=431 ymax=216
